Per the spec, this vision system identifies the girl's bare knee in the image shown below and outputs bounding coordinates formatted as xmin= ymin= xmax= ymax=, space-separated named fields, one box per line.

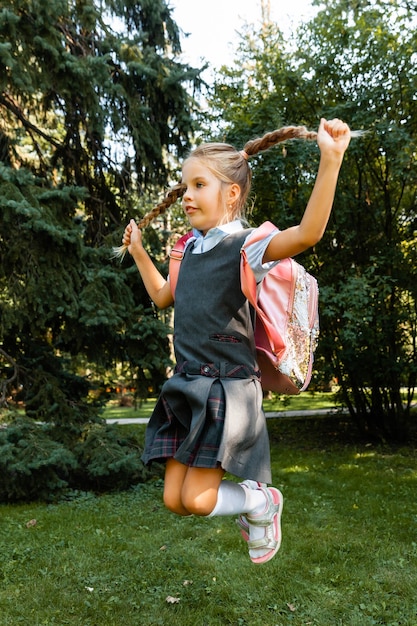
xmin=181 ymin=491 xmax=217 ymax=517
xmin=163 ymin=491 xmax=179 ymax=512
xmin=180 ymin=467 xmax=224 ymax=516
xmin=163 ymin=489 xmax=190 ymax=516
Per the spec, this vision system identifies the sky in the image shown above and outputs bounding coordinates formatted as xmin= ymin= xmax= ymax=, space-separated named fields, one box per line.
xmin=170 ymin=0 xmax=317 ymax=70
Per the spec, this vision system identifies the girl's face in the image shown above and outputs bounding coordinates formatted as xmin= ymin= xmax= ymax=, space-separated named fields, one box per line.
xmin=181 ymin=159 xmax=227 ymax=234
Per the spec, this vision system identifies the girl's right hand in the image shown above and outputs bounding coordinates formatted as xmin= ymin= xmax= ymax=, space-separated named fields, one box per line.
xmin=123 ymin=219 xmax=143 ymax=256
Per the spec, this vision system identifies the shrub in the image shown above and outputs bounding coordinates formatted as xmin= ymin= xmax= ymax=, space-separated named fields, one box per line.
xmin=73 ymin=422 xmax=151 ymax=491
xmin=0 ymin=416 xmax=152 ymax=502
xmin=0 ymin=417 xmax=77 ymax=502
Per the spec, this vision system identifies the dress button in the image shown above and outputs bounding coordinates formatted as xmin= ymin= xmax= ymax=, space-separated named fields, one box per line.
xmin=203 ymin=366 xmax=210 ymax=373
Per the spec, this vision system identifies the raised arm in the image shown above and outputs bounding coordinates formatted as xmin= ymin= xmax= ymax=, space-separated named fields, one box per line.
xmin=122 ymin=219 xmax=174 ymax=309
xmin=263 ymin=118 xmax=351 ymax=263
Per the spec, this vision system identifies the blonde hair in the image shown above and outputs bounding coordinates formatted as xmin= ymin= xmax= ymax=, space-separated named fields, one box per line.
xmin=114 ymin=125 xmax=324 ymax=258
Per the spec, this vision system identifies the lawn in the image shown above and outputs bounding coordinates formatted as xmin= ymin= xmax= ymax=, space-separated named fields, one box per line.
xmin=1 ymin=414 xmax=416 ymax=625
xmin=103 ymin=390 xmax=342 ymax=422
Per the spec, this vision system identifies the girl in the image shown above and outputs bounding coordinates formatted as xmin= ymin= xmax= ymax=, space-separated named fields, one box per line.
xmin=120 ymin=118 xmax=351 ymax=564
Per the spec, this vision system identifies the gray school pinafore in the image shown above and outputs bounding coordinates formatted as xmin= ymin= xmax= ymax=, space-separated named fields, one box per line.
xmin=141 ymin=230 xmax=272 ymax=484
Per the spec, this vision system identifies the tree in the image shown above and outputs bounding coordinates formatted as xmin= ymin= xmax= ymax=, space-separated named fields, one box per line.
xmin=295 ymin=0 xmax=417 ymax=440
xmin=0 ymin=0 xmax=201 ymax=498
xmin=208 ymin=0 xmax=417 ymax=440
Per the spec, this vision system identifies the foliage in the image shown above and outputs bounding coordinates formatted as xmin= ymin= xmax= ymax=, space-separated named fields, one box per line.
xmin=0 ymin=417 xmax=77 ymax=502
xmin=73 ymin=421 xmax=152 ymax=492
xmin=1 ymin=418 xmax=417 ymax=624
xmin=208 ymin=0 xmax=417 ymax=440
xmin=0 ymin=0 xmax=203 ymax=498
xmin=0 ymin=0 xmax=201 ymax=493
xmin=296 ymin=0 xmax=417 ymax=440
xmin=0 ymin=413 xmax=153 ymax=502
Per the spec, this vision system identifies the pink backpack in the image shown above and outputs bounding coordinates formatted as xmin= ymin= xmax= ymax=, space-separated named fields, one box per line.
xmin=169 ymin=222 xmax=319 ymax=395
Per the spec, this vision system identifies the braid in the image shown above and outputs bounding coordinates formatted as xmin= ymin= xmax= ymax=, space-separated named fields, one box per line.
xmin=243 ymin=126 xmax=317 ymax=157
xmin=113 ymin=182 xmax=186 ymax=259
xmin=242 ymin=124 xmax=364 ymax=158
xmin=115 ymin=122 xmax=361 ymax=260
xmin=136 ymin=183 xmax=186 ymax=228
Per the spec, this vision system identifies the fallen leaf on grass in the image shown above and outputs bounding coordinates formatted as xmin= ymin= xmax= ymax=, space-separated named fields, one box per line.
xmin=287 ymin=603 xmax=297 ymax=612
xmin=26 ymin=519 xmax=37 ymax=528
xmin=165 ymin=596 xmax=180 ymax=604
xmin=183 ymin=580 xmax=193 ymax=586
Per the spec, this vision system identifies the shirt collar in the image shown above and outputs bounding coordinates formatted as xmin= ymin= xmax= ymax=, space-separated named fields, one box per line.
xmin=192 ymin=219 xmax=243 ymax=240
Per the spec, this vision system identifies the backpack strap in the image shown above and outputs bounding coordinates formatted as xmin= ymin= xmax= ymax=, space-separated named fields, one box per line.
xmin=242 ymin=221 xmax=278 ymax=248
xmin=168 ymin=232 xmax=194 ymax=298
xmin=240 ymin=221 xmax=293 ymax=356
xmin=240 ymin=220 xmax=279 ymax=308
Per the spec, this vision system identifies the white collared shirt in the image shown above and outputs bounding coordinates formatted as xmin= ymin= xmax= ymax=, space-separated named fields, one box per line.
xmin=185 ymin=220 xmax=279 ymax=283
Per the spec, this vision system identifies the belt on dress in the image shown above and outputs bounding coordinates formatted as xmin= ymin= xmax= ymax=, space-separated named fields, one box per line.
xmin=175 ymin=361 xmax=261 ymax=380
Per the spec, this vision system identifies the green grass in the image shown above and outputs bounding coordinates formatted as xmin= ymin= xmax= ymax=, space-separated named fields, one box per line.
xmin=103 ymin=397 xmax=159 ymax=421
xmin=104 ymin=391 xmax=341 ymax=421
xmin=1 ymin=415 xmax=417 ymax=625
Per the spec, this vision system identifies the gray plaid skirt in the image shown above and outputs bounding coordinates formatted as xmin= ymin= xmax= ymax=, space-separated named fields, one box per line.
xmin=141 ymin=372 xmax=272 ymax=483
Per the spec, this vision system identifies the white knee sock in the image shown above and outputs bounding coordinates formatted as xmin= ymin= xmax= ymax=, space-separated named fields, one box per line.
xmin=208 ymin=480 xmax=266 ymax=517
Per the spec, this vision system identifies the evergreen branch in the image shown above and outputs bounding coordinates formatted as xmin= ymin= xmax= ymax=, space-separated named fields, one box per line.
xmin=0 ymin=93 xmax=61 ymax=149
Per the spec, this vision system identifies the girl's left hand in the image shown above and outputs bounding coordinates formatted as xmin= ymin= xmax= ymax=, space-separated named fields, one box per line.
xmin=317 ymin=118 xmax=351 ymax=158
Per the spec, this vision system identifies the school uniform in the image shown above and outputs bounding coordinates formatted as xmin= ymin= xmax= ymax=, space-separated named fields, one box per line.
xmin=142 ymin=221 xmax=278 ymax=484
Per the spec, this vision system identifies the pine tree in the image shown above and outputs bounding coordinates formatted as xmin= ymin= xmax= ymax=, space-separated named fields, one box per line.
xmin=0 ymin=0 xmax=201 ymax=498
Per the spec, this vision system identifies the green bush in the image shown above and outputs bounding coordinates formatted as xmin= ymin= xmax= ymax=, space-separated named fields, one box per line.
xmin=0 ymin=417 xmax=77 ymax=502
xmin=73 ymin=422 xmax=151 ymax=491
xmin=0 ymin=416 xmax=152 ymax=502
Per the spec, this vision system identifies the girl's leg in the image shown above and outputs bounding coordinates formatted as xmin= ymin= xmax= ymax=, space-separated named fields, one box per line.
xmin=166 ymin=462 xmax=269 ymax=518
xmin=163 ymin=460 xmax=225 ymax=516
xmin=164 ymin=460 xmax=283 ymax=564
xmin=183 ymin=471 xmax=284 ymax=564
xmin=163 ymin=458 xmax=191 ymax=515
xmin=180 ymin=466 xmax=225 ymax=516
